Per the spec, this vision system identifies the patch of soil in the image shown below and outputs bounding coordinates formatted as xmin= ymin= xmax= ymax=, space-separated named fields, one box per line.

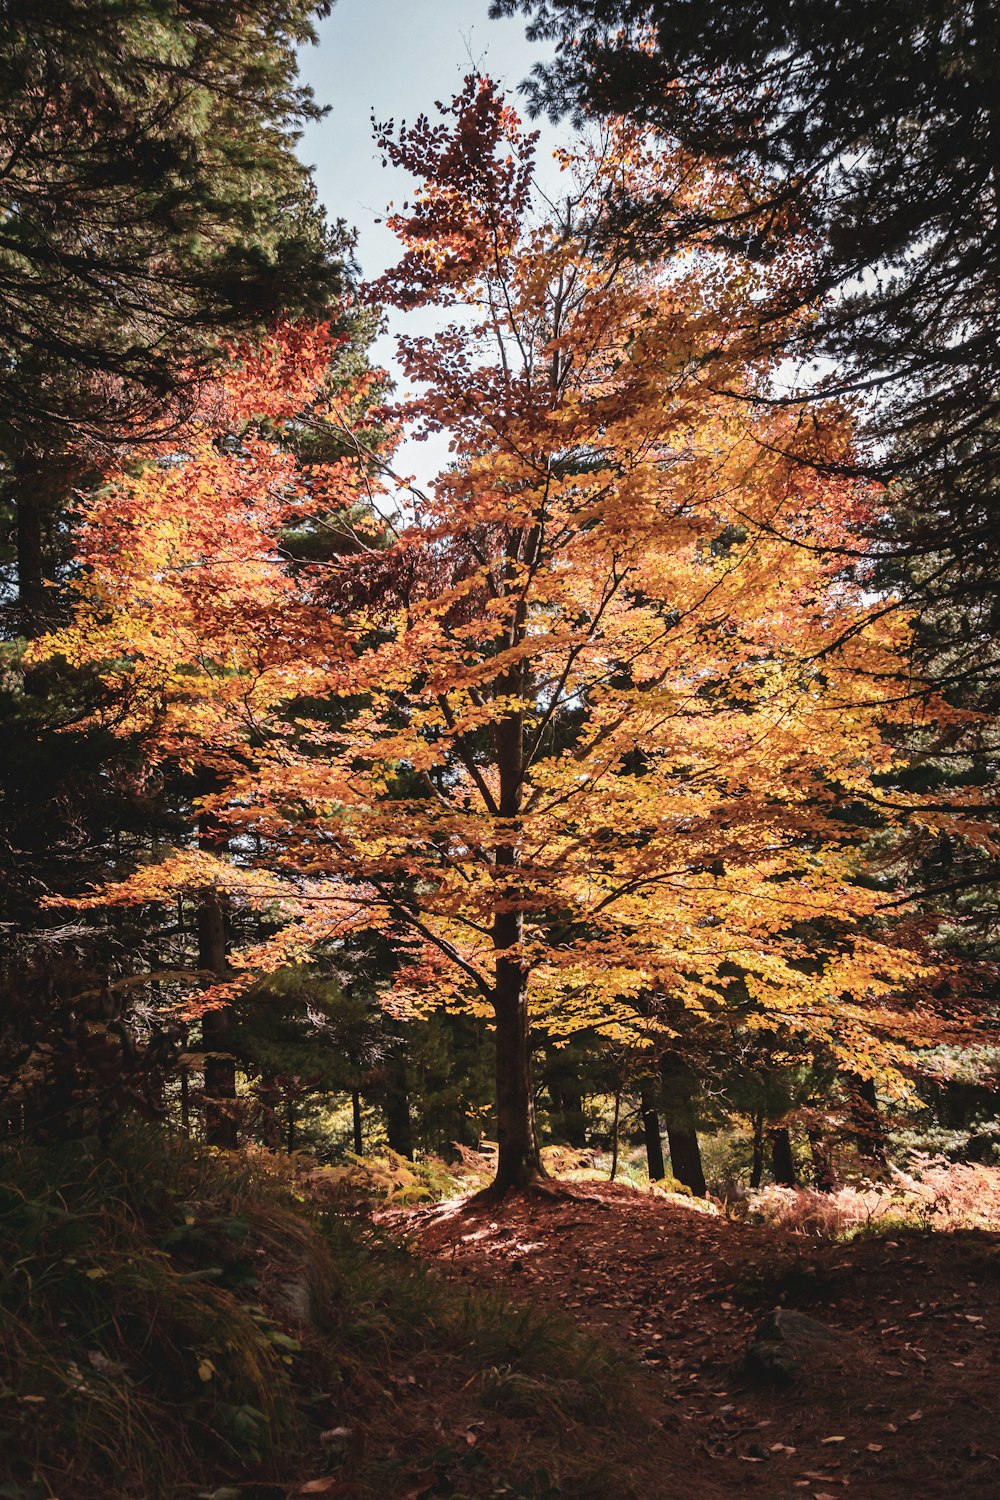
xmin=384 ymin=1183 xmax=1000 ymax=1499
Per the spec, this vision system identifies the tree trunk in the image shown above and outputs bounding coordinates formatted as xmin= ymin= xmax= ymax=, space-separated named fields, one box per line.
xmin=16 ymin=487 xmax=46 ymax=638
xmin=769 ymin=1126 xmax=797 ymax=1186
xmin=852 ymin=1075 xmax=887 ymax=1164
xmin=383 ymin=1043 xmax=414 ymax=1159
xmin=665 ymin=1123 xmax=706 ymax=1196
xmin=487 ymin=651 xmax=545 ymax=1198
xmin=609 ymin=1084 xmax=621 ymax=1181
xmin=639 ymin=1075 xmax=665 ymax=1181
xmin=544 ymin=1057 xmax=588 ymax=1147
xmin=351 ymin=1088 xmax=363 ymax=1156
xmin=491 ymin=951 xmax=544 ymax=1193
xmin=660 ymin=1053 xmax=706 ymax=1197
xmin=808 ymin=1129 xmax=837 ymax=1192
xmin=197 ymin=786 xmax=237 ymax=1149
xmin=199 ymin=886 xmax=238 ymax=1149
xmin=256 ymin=1072 xmax=282 ymax=1148
xmin=750 ymin=1110 xmax=765 ymax=1189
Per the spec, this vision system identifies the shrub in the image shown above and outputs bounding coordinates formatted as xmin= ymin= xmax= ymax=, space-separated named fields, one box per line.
xmin=0 ymin=1127 xmax=329 ymax=1496
xmin=743 ymin=1156 xmax=1000 ymax=1239
xmin=303 ymin=1146 xmax=492 ymax=1209
xmin=1 ymin=1128 xmax=640 ymax=1499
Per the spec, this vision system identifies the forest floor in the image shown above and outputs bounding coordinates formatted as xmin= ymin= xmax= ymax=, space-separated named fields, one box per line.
xmin=382 ymin=1182 xmax=1000 ymax=1500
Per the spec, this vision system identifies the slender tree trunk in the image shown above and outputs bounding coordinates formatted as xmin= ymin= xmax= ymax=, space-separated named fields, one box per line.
xmin=197 ymin=785 xmax=237 ymax=1148
xmin=750 ymin=1110 xmax=765 ymax=1189
xmin=286 ymin=1094 xmax=296 ymax=1154
xmin=351 ymin=1088 xmax=363 ymax=1156
xmin=660 ymin=1053 xmax=706 ymax=1197
xmin=639 ymin=1075 xmax=665 ymax=1181
xmin=769 ymin=1126 xmax=797 ymax=1186
xmin=488 ymin=691 xmax=545 ymax=1197
xmin=609 ymin=1084 xmax=621 ymax=1181
xmin=544 ymin=1057 xmax=588 ymax=1147
xmin=383 ymin=1041 xmax=414 ymax=1159
xmin=199 ymin=886 xmax=238 ymax=1148
xmin=256 ymin=1072 xmax=282 ymax=1148
xmin=16 ymin=488 xmax=46 ymax=638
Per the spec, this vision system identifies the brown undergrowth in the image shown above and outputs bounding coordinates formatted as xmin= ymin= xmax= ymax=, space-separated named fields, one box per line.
xmin=7 ymin=1133 xmax=996 ymax=1500
xmin=0 ymin=1133 xmax=728 ymax=1500
xmin=386 ymin=1179 xmax=1000 ymax=1500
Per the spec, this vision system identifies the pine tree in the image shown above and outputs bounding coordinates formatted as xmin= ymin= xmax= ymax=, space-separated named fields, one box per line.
xmin=0 ymin=0 xmax=344 ymax=635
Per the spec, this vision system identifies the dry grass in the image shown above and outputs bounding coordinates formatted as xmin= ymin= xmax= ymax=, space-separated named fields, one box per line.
xmin=742 ymin=1156 xmax=1000 ymax=1238
xmin=0 ymin=1129 xmax=653 ymax=1500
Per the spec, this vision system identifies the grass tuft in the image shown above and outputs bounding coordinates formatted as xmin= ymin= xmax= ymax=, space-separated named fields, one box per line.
xmin=0 ymin=1128 xmax=647 ymax=1500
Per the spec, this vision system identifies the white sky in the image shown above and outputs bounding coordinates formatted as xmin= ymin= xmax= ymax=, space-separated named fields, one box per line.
xmin=295 ymin=0 xmax=562 ymax=486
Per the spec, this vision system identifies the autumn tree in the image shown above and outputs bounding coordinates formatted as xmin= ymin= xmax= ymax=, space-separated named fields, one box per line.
xmin=37 ymin=85 xmax=948 ymax=1196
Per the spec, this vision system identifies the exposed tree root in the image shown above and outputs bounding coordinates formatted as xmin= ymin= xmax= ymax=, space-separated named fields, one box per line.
xmin=466 ymin=1174 xmax=610 ymax=1211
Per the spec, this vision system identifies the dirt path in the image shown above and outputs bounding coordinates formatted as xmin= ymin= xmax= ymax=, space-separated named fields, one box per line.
xmin=385 ymin=1183 xmax=1000 ymax=1499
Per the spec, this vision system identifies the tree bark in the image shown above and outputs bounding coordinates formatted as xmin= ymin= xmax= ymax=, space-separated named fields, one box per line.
xmin=351 ymin=1088 xmax=363 ymax=1156
xmin=808 ymin=1129 xmax=837 ymax=1192
xmin=660 ymin=1052 xmax=707 ymax=1197
xmin=197 ymin=785 xmax=237 ymax=1149
xmin=544 ymin=1054 xmax=588 ymax=1147
xmin=383 ymin=1041 xmax=414 ymax=1159
xmin=199 ymin=886 xmax=238 ymax=1149
xmin=852 ymin=1075 xmax=887 ymax=1164
xmin=487 ymin=691 xmax=545 ymax=1197
xmin=491 ymin=950 xmax=544 ymax=1193
xmin=769 ymin=1126 xmax=797 ymax=1186
xmin=750 ymin=1110 xmax=765 ymax=1189
xmin=255 ymin=1072 xmax=282 ymax=1149
xmin=639 ymin=1075 xmax=665 ymax=1181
